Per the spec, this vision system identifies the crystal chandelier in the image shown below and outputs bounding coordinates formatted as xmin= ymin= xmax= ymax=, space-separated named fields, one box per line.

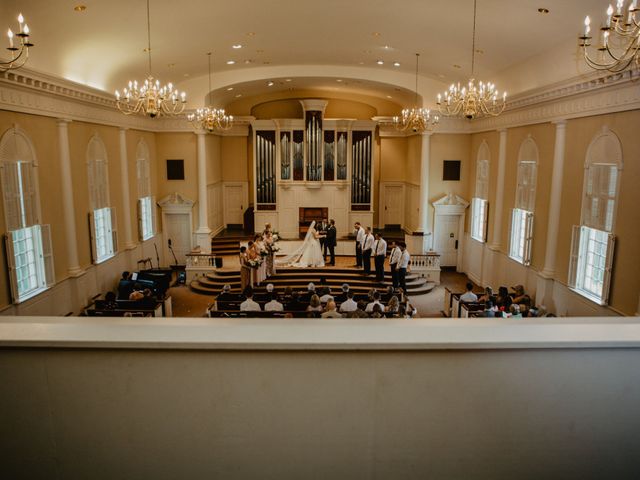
xmin=2 ymin=13 xmax=33 ymax=72
xmin=436 ymin=0 xmax=506 ymax=119
xmin=115 ymin=0 xmax=186 ymax=118
xmin=579 ymin=0 xmax=640 ymax=73
xmin=393 ymin=54 xmax=439 ymax=133
xmin=187 ymin=53 xmax=233 ymax=132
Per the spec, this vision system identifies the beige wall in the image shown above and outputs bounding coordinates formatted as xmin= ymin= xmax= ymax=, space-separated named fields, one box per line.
xmin=155 ymin=132 xmax=198 ymax=203
xmin=206 ymin=134 xmax=222 ymax=185
xmin=379 ymin=137 xmax=408 ymax=182
xmin=2 ymin=347 xmax=640 ymax=478
xmin=221 ymin=136 xmax=249 ymax=182
xmin=429 ymin=133 xmax=471 ymax=206
xmin=556 ymin=110 xmax=640 ymax=315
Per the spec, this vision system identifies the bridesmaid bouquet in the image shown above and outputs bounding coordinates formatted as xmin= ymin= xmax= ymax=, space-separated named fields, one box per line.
xmin=248 ymin=258 xmax=263 ymax=269
xmin=269 ymin=244 xmax=280 ymax=253
xmin=272 ymin=231 xmax=280 ymax=242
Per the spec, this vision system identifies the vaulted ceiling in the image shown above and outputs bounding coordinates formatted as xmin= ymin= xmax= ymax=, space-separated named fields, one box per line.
xmin=1 ymin=0 xmax=610 ymax=112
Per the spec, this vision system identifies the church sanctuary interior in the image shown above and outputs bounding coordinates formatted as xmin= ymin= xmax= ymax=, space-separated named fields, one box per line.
xmin=1 ymin=0 xmax=640 ymax=478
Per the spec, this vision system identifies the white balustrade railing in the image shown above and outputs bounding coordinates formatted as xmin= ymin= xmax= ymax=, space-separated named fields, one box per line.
xmin=186 ymin=253 xmax=217 ymax=267
xmin=411 ymin=253 xmax=441 ymax=269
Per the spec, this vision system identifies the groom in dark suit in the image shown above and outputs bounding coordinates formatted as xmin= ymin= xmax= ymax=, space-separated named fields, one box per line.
xmin=326 ymin=219 xmax=337 ymax=266
xmin=318 ymin=217 xmax=329 ymax=259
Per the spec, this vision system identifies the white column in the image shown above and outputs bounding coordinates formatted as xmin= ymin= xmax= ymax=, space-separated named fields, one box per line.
xmin=56 ymin=119 xmax=83 ymax=277
xmin=417 ymin=132 xmax=432 ymax=253
xmin=540 ymin=120 xmax=567 ymax=278
xmin=489 ymin=129 xmax=508 ymax=250
xmin=195 ymin=131 xmax=211 ymax=253
xmin=118 ymin=128 xmax=135 ymax=249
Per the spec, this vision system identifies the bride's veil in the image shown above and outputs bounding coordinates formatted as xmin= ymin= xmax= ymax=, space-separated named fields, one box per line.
xmin=275 ymin=221 xmax=316 ymax=266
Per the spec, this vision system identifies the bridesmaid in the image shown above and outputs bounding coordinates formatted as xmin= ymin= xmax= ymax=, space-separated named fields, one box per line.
xmin=246 ymin=240 xmax=258 ymax=287
xmin=253 ymin=234 xmax=267 ymax=284
xmin=263 ymin=222 xmax=273 ymax=236
xmin=239 ymin=246 xmax=251 ymax=291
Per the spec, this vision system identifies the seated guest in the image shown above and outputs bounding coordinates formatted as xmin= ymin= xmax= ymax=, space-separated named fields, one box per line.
xmin=394 ymin=287 xmax=406 ymax=303
xmin=240 ymin=288 xmax=261 ymax=312
xmin=459 ymin=282 xmax=478 ymax=303
xmin=404 ymin=300 xmax=418 ymax=318
xmin=367 ymin=288 xmax=376 ymax=302
xmin=254 ymin=283 xmax=274 ymax=302
xmin=496 ymin=286 xmax=513 ymax=309
xmin=217 ymin=284 xmax=235 ymax=301
xmin=334 ymin=283 xmax=350 ymax=303
xmin=300 ymin=282 xmax=316 ymax=302
xmin=478 ymin=286 xmax=495 ymax=304
xmin=306 ymin=294 xmax=323 ymax=313
xmin=511 ymin=284 xmax=531 ymax=306
xmin=385 ymin=295 xmax=400 ymax=315
xmin=509 ymin=304 xmax=523 ymax=319
xmin=264 ymin=293 xmax=284 ymax=312
xmin=103 ymin=291 xmax=118 ymax=310
xmin=365 ymin=291 xmax=384 ymax=313
xmin=281 ymin=286 xmax=293 ymax=303
xmin=482 ymin=300 xmax=496 ymax=317
xmin=286 ymin=292 xmax=306 ymax=312
xmin=129 ymin=283 xmax=145 ymax=301
xmin=339 ymin=291 xmax=358 ymax=313
xmin=370 ymin=304 xmax=384 ymax=318
xmin=319 ymin=287 xmax=334 ymax=304
xmin=117 ymin=271 xmax=134 ymax=300
xmin=347 ymin=301 xmax=369 ymax=318
xmin=321 ymin=301 xmax=342 ymax=318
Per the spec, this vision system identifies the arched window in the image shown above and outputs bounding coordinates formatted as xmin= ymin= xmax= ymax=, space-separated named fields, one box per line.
xmin=0 ymin=127 xmax=54 ymax=302
xmin=470 ymin=141 xmax=490 ymax=242
xmin=86 ymin=134 xmax=116 ymax=263
xmin=569 ymin=126 xmax=622 ymax=305
xmin=136 ymin=139 xmax=156 ymax=241
xmin=509 ymin=136 xmax=538 ymax=265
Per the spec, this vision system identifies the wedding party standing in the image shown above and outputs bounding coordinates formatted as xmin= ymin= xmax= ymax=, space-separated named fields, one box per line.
xmin=276 ymin=221 xmax=325 ymax=268
xmin=239 ymin=246 xmax=251 ymax=291
xmin=361 ymin=227 xmax=374 ymax=275
xmin=263 ymin=230 xmax=277 ymax=277
xmin=398 ymin=242 xmax=411 ymax=292
xmin=354 ymin=222 xmax=365 ymax=267
xmin=325 ymin=219 xmax=337 ymax=266
xmin=373 ymin=233 xmax=387 ymax=282
xmin=388 ymin=241 xmax=402 ymax=289
xmin=318 ymin=217 xmax=329 ymax=259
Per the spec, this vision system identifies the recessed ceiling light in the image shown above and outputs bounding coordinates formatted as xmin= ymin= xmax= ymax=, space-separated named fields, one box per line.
xmin=285 ymin=78 xmax=292 ymax=82
xmin=267 ymin=81 xmax=274 ymax=86
xmin=246 ymin=32 xmax=255 ymax=37
xmin=372 ymin=32 xmax=381 ymax=37
xmin=167 ymin=63 xmax=175 ymax=67
xmin=358 ymin=61 xmax=365 ymax=65
xmin=377 ymin=60 xmax=384 ymax=65
xmin=384 ymin=45 xmax=392 ymax=50
xmin=453 ymin=64 xmax=461 ymax=68
xmin=386 ymin=95 xmax=392 ymax=99
xmin=226 ymin=60 xmax=235 ymax=65
xmin=227 ymin=87 xmax=234 ymax=91
xmin=393 ymin=62 xmax=400 ymax=67
xmin=244 ymin=59 xmax=252 ymax=64
xmin=74 ymin=4 xmax=87 ymax=12
xmin=232 ymin=44 xmax=242 ymax=49
xmin=336 ymin=79 xmax=343 ymax=82
xmin=235 ymin=93 xmax=242 ymax=97
xmin=538 ymin=8 xmax=549 ymax=14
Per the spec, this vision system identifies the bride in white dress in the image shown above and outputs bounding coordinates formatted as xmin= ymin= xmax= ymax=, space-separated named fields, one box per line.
xmin=276 ymin=221 xmax=325 ymax=268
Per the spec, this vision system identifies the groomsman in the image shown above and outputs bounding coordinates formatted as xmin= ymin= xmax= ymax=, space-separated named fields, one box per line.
xmin=361 ymin=227 xmax=374 ymax=275
xmin=388 ymin=241 xmax=402 ymax=289
xmin=398 ymin=242 xmax=411 ymax=292
xmin=318 ymin=217 xmax=329 ymax=258
xmin=325 ymin=219 xmax=337 ymax=266
xmin=354 ymin=222 xmax=365 ymax=267
xmin=373 ymin=233 xmax=387 ymax=282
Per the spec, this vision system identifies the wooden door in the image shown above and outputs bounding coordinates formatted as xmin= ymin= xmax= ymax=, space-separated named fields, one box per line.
xmin=224 ymin=185 xmax=244 ymax=226
xmin=165 ymin=213 xmax=191 ymax=265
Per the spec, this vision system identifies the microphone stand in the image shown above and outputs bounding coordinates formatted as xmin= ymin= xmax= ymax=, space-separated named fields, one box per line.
xmin=154 ymin=243 xmax=161 ymax=269
xmin=168 ymin=239 xmax=179 ymax=266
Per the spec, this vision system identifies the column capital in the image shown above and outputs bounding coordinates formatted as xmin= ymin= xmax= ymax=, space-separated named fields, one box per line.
xmin=552 ymin=119 xmax=568 ymax=127
xmin=195 ymin=129 xmax=207 ymax=137
xmin=119 ymin=126 xmax=130 ymax=132
xmin=498 ymin=128 xmax=508 ymax=134
xmin=56 ymin=118 xmax=72 ymax=126
xmin=420 ymin=131 xmax=433 ymax=138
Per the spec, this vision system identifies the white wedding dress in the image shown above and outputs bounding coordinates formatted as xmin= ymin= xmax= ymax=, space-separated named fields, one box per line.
xmin=276 ymin=221 xmax=325 ymax=268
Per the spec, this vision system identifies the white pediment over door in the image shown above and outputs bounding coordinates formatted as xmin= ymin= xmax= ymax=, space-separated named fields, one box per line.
xmin=432 ymin=193 xmax=470 ymax=215
xmin=432 ymin=193 xmax=469 ymax=270
xmin=158 ymin=192 xmax=195 ymax=214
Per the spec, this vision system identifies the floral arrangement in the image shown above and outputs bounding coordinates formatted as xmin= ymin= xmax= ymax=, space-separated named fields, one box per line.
xmin=248 ymin=258 xmax=263 ymax=269
xmin=260 ymin=250 xmax=268 ymax=258
xmin=269 ymin=244 xmax=281 ymax=253
xmin=272 ymin=231 xmax=280 ymax=242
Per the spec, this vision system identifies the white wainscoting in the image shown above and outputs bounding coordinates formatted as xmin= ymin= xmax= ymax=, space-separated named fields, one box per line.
xmin=0 ymin=234 xmax=166 ymax=317
xmin=405 ymin=183 xmax=420 ymax=233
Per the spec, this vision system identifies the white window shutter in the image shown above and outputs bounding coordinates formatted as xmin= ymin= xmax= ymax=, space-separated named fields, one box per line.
xmin=88 ymin=211 xmax=98 ymax=263
xmin=523 ymin=212 xmax=534 ymax=266
xmin=568 ymin=225 xmax=581 ymax=288
xmin=137 ymin=198 xmax=144 ymax=241
xmin=87 ymin=160 xmax=96 ymax=211
xmin=110 ymin=207 xmax=118 ymax=254
xmin=39 ymin=224 xmax=56 ymax=287
xmin=481 ymin=200 xmax=489 ymax=242
xmin=601 ymin=233 xmax=616 ymax=305
xmin=21 ymin=162 xmax=38 ymax=226
xmin=0 ymin=161 xmax=21 ymax=231
xmin=4 ymin=232 xmax=20 ymax=302
xmin=151 ymin=196 xmax=158 ymax=236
